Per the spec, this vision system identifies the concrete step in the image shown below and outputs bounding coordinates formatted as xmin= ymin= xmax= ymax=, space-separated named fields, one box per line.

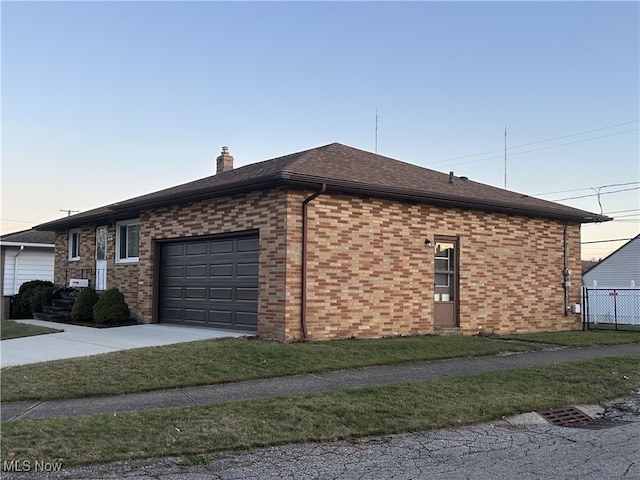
xmin=52 ymin=298 xmax=75 ymax=309
xmin=33 ymin=311 xmax=72 ymax=323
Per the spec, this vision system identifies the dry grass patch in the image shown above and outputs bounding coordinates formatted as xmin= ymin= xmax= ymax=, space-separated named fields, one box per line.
xmin=1 ymin=335 xmax=537 ymax=402
xmin=2 ymin=355 xmax=637 ymax=467
xmin=1 ymin=320 xmax=62 ymax=340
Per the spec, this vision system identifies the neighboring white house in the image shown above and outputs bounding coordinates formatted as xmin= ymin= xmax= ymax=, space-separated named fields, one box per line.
xmin=1 ymin=229 xmax=55 ymax=319
xmin=583 ymin=234 xmax=640 ymax=289
xmin=582 ymin=234 xmax=640 ymax=326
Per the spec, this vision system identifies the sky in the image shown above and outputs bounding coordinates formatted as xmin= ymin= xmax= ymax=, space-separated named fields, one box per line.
xmin=1 ymin=0 xmax=638 ymax=261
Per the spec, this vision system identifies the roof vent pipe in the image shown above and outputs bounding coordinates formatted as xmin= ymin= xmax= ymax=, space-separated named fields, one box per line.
xmin=449 ymin=171 xmax=454 ymax=184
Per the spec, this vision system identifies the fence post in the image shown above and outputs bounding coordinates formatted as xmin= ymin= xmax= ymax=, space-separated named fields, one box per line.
xmin=613 ymin=289 xmax=618 ymax=330
xmin=582 ymin=286 xmax=587 ymax=331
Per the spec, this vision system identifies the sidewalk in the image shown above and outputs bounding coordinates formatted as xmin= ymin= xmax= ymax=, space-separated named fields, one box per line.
xmin=3 ymin=342 xmax=639 ymax=423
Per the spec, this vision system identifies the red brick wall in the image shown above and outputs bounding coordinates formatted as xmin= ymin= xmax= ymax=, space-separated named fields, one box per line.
xmin=53 ymin=187 xmax=582 ymax=341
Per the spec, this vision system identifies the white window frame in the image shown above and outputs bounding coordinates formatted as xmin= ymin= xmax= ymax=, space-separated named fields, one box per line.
xmin=68 ymin=229 xmax=81 ymax=261
xmin=115 ymin=219 xmax=140 ymax=264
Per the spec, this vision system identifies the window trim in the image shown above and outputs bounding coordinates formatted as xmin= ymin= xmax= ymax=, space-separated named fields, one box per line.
xmin=115 ymin=219 xmax=140 ymax=264
xmin=68 ymin=229 xmax=81 ymax=261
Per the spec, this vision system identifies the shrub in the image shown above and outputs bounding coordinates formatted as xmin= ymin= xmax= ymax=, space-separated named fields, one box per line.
xmin=70 ymin=287 xmax=100 ymax=322
xmin=16 ymin=280 xmax=55 ymax=317
xmin=93 ymin=288 xmax=130 ymax=325
xmin=30 ymin=285 xmax=56 ymax=314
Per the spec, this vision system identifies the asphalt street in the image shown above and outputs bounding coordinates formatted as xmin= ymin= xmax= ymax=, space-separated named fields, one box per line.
xmin=2 ymin=326 xmax=639 ymax=479
xmin=3 ymin=394 xmax=639 ymax=479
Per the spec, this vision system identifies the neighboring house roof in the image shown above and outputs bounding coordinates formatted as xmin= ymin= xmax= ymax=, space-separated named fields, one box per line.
xmin=35 ymin=143 xmax=610 ymax=231
xmin=581 ymin=260 xmax=599 ymax=274
xmin=0 ymin=229 xmax=55 ymax=247
xmin=582 ymin=234 xmax=640 ymax=277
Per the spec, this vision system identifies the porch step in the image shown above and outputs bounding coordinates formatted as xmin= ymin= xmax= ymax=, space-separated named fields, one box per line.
xmin=52 ymin=298 xmax=75 ymax=310
xmin=33 ymin=310 xmax=72 ymax=323
xmin=34 ymin=297 xmax=75 ymax=323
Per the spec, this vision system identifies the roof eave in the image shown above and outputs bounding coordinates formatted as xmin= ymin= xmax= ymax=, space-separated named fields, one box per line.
xmin=34 ymin=169 xmax=610 ymax=231
xmin=280 ymin=173 xmax=611 ymax=223
xmin=35 ymin=175 xmax=288 ymax=231
xmin=0 ymin=242 xmax=55 ymax=248
xmin=108 ymin=175 xmax=285 ymax=213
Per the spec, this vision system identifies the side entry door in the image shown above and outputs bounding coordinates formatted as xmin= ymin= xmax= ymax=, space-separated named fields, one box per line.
xmin=434 ymin=237 xmax=458 ymax=328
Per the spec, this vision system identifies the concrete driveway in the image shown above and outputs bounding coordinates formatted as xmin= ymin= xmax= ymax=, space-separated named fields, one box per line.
xmin=1 ymin=319 xmax=246 ymax=368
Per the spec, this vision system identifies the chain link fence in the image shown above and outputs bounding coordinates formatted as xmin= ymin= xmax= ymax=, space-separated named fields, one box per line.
xmin=583 ymin=288 xmax=640 ymax=331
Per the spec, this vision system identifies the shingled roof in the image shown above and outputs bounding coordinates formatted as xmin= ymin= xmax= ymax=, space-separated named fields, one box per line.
xmin=1 ymin=228 xmax=55 ymax=245
xmin=35 ymin=143 xmax=609 ymax=231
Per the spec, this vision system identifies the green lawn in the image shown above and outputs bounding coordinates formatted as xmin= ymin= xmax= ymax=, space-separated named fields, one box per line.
xmin=502 ymin=330 xmax=640 ymax=346
xmin=2 ymin=356 xmax=637 ymax=468
xmin=0 ymin=319 xmax=62 ymax=340
xmin=3 ymin=330 xmax=640 ymax=403
xmin=1 ymin=335 xmax=539 ymax=402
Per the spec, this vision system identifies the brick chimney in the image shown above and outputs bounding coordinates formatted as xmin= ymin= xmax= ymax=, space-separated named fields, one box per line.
xmin=216 ymin=146 xmax=234 ymax=173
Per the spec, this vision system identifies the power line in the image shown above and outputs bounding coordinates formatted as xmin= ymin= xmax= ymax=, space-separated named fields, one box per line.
xmin=535 ymin=182 xmax=639 ymax=197
xmin=438 ymin=128 xmax=638 ymax=168
xmin=0 ymin=218 xmax=37 ymax=224
xmin=611 ymin=213 xmax=640 ymax=219
xmin=551 ymin=186 xmax=639 ymax=202
xmin=581 ymin=238 xmax=633 ymax=244
xmin=426 ymin=120 xmax=639 ymax=166
xmin=603 ymin=208 xmax=640 ymax=215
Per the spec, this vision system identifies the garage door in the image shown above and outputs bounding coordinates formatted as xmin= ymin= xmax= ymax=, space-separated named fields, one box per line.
xmin=160 ymin=235 xmax=259 ymax=331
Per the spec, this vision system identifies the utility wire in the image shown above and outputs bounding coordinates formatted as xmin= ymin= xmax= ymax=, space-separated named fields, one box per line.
xmin=0 ymin=218 xmax=37 ymax=224
xmin=603 ymin=208 xmax=640 ymax=215
xmin=426 ymin=120 xmax=639 ymax=166
xmin=551 ymin=186 xmax=639 ymax=202
xmin=611 ymin=213 xmax=640 ymax=219
xmin=581 ymin=238 xmax=633 ymax=244
xmin=535 ymin=182 xmax=639 ymax=197
xmin=435 ymin=129 xmax=638 ymax=168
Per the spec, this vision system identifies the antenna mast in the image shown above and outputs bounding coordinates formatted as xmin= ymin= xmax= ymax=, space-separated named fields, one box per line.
xmin=375 ymin=107 xmax=378 ymax=153
xmin=60 ymin=209 xmax=79 ymax=217
xmin=504 ymin=124 xmax=507 ymax=189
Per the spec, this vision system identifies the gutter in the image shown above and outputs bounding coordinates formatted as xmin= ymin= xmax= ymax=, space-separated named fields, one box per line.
xmin=34 ymin=170 xmax=610 ymax=232
xmin=301 ymin=183 xmax=326 ymax=341
xmin=280 ymin=173 xmax=611 ymax=224
xmin=0 ymin=242 xmax=54 ymax=249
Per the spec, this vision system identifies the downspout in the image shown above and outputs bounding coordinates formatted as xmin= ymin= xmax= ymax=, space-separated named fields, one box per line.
xmin=563 ymin=223 xmax=569 ymax=316
xmin=13 ymin=245 xmax=25 ymax=295
xmin=301 ymin=183 xmax=326 ymax=341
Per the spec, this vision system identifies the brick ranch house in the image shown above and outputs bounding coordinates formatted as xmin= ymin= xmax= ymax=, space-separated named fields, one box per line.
xmin=35 ymin=143 xmax=609 ymax=341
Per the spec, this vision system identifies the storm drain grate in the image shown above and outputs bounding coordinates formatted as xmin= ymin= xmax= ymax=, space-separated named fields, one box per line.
xmin=537 ymin=406 xmax=631 ymax=430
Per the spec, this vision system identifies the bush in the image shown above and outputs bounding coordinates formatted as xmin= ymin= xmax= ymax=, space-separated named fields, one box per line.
xmin=16 ymin=280 xmax=55 ymax=317
xmin=93 ymin=288 xmax=130 ymax=325
xmin=30 ymin=285 xmax=56 ymax=314
xmin=70 ymin=287 xmax=100 ymax=322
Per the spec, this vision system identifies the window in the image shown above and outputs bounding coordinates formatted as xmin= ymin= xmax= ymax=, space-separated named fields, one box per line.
xmin=116 ymin=219 xmax=139 ymax=263
xmin=434 ymin=241 xmax=455 ymax=296
xmin=68 ymin=229 xmax=80 ymax=260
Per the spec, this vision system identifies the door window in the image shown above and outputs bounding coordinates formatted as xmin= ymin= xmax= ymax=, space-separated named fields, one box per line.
xmin=434 ymin=241 xmax=455 ymax=301
xmin=96 ymin=227 xmax=106 ymax=261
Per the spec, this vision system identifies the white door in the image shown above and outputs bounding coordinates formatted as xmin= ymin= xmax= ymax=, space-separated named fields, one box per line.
xmin=96 ymin=226 xmax=107 ymax=290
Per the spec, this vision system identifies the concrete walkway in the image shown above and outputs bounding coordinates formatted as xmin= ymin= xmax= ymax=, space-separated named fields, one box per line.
xmin=2 ymin=342 xmax=639 ymax=423
xmin=1 ymin=319 xmax=246 ymax=368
